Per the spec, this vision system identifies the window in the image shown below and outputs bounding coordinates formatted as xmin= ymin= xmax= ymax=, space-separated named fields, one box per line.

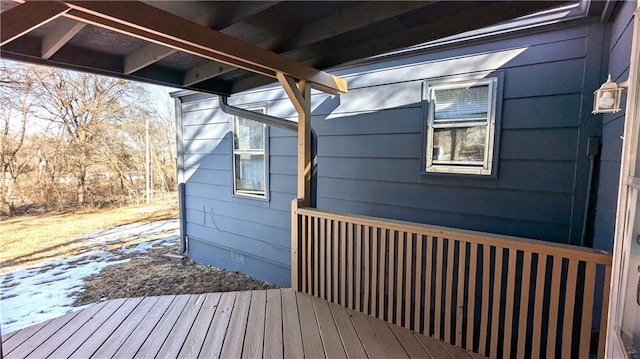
xmin=425 ymin=77 xmax=498 ymax=175
xmin=232 ymin=110 xmax=267 ymax=198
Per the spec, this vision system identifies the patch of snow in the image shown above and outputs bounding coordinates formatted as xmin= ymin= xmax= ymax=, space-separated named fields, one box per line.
xmin=0 ymin=219 xmax=180 ymax=334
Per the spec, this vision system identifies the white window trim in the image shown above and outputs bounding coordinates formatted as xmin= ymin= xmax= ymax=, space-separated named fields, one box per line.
xmin=232 ymin=108 xmax=269 ymax=199
xmin=425 ymin=77 xmax=498 ymax=175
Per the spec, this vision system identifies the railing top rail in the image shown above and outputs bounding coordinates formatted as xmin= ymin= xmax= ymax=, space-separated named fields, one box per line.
xmin=297 ymin=207 xmax=612 ymax=265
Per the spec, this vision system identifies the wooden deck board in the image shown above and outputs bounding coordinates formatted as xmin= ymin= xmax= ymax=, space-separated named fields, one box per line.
xmin=113 ymin=295 xmax=175 ymax=358
xmin=199 ymin=291 xmax=236 ymax=359
xmin=4 ymin=310 xmax=74 ymax=356
xmin=415 ymin=332 xmax=455 ymax=359
xmin=220 ymin=290 xmax=251 ymax=358
xmin=366 ymin=312 xmax=410 ymax=358
xmin=311 ymin=295 xmax=347 ymax=358
xmin=47 ymin=298 xmax=128 ymax=358
xmin=242 ymin=290 xmax=266 ymax=359
xmin=328 ymin=301 xmax=368 ymax=359
xmin=177 ymin=292 xmax=222 ymax=359
xmin=348 ymin=307 xmax=390 ymax=359
xmin=296 ymin=290 xmax=325 ymax=358
xmin=389 ymin=322 xmax=433 ymax=358
xmin=135 ymin=294 xmax=191 ymax=358
xmin=281 ymin=289 xmax=304 ymax=359
xmin=1 ymin=289 xmax=487 ymax=359
xmin=5 ymin=307 xmax=83 ymax=358
xmin=21 ymin=301 xmax=110 ymax=359
xmin=155 ymin=294 xmax=207 ymax=358
xmin=91 ymin=296 xmax=160 ymax=358
xmin=68 ymin=297 xmax=143 ymax=359
xmin=264 ymin=289 xmax=284 ymax=358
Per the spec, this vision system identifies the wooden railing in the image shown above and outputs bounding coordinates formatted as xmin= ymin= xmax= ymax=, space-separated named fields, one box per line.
xmin=291 ymin=200 xmax=612 ymax=359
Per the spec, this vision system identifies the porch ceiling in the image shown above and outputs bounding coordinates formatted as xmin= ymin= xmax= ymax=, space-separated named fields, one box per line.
xmin=1 ymin=0 xmax=571 ymax=96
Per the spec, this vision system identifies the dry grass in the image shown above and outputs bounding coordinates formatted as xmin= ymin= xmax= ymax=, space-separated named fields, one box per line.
xmin=73 ymin=243 xmax=278 ymax=306
xmin=0 ymin=203 xmax=178 ymax=271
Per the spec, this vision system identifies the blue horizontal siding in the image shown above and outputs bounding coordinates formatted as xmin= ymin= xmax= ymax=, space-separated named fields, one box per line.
xmin=177 ymin=20 xmax=609 ymax=282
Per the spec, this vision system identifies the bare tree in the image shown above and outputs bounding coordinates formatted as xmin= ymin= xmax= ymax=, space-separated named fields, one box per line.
xmin=0 ymin=62 xmax=40 ymax=215
xmin=0 ymin=60 xmax=177 ymax=215
xmin=35 ymin=68 xmax=146 ymax=205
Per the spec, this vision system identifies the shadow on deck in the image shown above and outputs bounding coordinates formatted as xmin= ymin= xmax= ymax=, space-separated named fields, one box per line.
xmin=2 ymin=289 xmax=485 ymax=358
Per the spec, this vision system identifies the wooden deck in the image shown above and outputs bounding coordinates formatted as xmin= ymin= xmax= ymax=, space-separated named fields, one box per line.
xmin=2 ymin=289 xmax=485 ymax=358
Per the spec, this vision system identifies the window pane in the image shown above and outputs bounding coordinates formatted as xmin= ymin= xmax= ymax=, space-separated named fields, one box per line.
xmin=433 ymin=126 xmax=486 ymax=162
xmin=234 ymin=118 xmax=264 ymax=150
xmin=234 ymin=154 xmax=265 ymax=193
xmin=434 ymin=85 xmax=489 ymax=122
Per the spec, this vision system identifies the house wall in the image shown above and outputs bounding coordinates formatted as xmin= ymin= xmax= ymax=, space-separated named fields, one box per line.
xmin=593 ymin=0 xmax=637 ymax=252
xmin=176 ymin=19 xmax=608 ymax=287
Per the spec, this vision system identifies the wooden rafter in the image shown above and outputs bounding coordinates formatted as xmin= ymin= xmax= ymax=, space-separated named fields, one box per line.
xmin=41 ymin=17 xmax=85 ymax=59
xmin=60 ymin=1 xmax=347 ymax=95
xmin=124 ymin=1 xmax=281 ymax=76
xmin=183 ymin=62 xmax=236 ymax=87
xmin=284 ymin=1 xmax=436 ymax=50
xmin=1 ymin=1 xmax=69 ymax=46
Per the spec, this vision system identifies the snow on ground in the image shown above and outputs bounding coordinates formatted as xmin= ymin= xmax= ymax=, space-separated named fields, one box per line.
xmin=0 ymin=219 xmax=180 ymax=334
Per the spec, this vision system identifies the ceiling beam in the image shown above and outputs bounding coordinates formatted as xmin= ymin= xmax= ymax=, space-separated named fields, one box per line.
xmin=1 ymin=1 xmax=69 ymax=46
xmin=61 ymin=1 xmax=346 ymax=94
xmin=285 ymin=1 xmax=436 ymax=50
xmin=41 ymin=17 xmax=85 ymax=59
xmin=183 ymin=61 xmax=236 ymax=87
xmin=123 ymin=1 xmax=281 ymax=75
xmin=123 ymin=42 xmax=175 ymax=75
xmin=2 ymin=34 xmax=234 ymax=95
xmin=232 ymin=1 xmax=565 ymax=94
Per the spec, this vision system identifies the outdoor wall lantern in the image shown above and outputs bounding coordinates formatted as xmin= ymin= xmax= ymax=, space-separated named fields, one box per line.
xmin=593 ymin=74 xmax=629 ymax=114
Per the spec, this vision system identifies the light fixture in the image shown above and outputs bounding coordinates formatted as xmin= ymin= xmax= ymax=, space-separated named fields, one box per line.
xmin=593 ymin=74 xmax=628 ymax=114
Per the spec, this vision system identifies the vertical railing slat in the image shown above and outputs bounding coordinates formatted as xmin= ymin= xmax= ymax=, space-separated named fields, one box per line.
xmin=379 ymin=229 xmax=387 ymax=320
xmin=320 ymin=218 xmax=325 ymax=299
xmin=331 ymin=220 xmax=340 ymax=303
xmin=314 ymin=216 xmax=319 ymax=296
xmin=347 ymin=223 xmax=354 ymax=309
xmin=364 ymin=226 xmax=370 ymax=314
xmin=396 ymin=231 xmax=404 ymax=324
xmin=579 ymin=261 xmax=596 ymax=359
xmin=306 ymin=215 xmax=312 ymax=293
xmin=466 ymin=242 xmax=478 ymax=349
xmin=434 ymin=237 xmax=444 ymax=339
xmin=456 ymin=241 xmax=467 ymax=347
xmin=425 ymin=235 xmax=434 ymax=336
xmin=300 ymin=214 xmax=307 ymax=293
xmin=517 ymin=251 xmax=533 ymax=359
xmin=561 ymin=259 xmax=579 ymax=359
xmin=324 ymin=218 xmax=333 ymax=301
xmin=531 ymin=254 xmax=547 ymax=359
xmin=415 ymin=235 xmax=424 ymax=333
xmin=479 ymin=245 xmax=491 ymax=355
xmin=598 ymin=265 xmax=612 ymax=359
xmin=405 ymin=233 xmax=413 ymax=329
xmin=490 ymin=247 xmax=503 ymax=358
xmin=445 ymin=238 xmax=455 ymax=343
xmin=356 ymin=224 xmax=362 ymax=312
xmin=546 ymin=257 xmax=563 ymax=359
xmin=503 ymin=249 xmax=518 ymax=359
xmin=340 ymin=221 xmax=347 ymax=306
xmin=372 ymin=227 xmax=379 ymax=317
xmin=388 ymin=231 xmax=396 ymax=322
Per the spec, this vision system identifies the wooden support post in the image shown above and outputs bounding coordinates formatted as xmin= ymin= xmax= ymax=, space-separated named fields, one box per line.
xmin=280 ymin=73 xmax=311 ymax=292
xmin=278 ymin=73 xmax=312 ymax=207
xmin=291 ymin=199 xmax=302 ymax=291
